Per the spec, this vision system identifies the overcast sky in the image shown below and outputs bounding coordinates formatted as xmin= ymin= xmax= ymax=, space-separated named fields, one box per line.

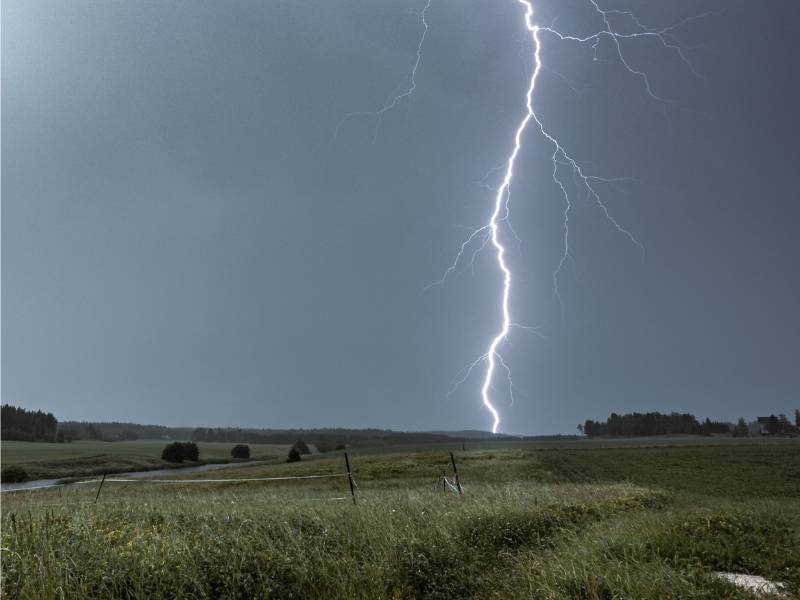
xmin=3 ymin=0 xmax=798 ymax=434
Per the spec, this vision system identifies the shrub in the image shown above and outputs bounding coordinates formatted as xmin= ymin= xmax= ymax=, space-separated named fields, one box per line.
xmin=287 ymin=448 xmax=302 ymax=463
xmin=292 ymin=440 xmax=310 ymax=455
xmin=162 ymin=442 xmax=184 ymax=463
xmin=231 ymin=444 xmax=250 ymax=459
xmin=161 ymin=442 xmax=200 ymax=463
xmin=1 ymin=465 xmax=27 ymax=483
xmin=181 ymin=442 xmax=199 ymax=461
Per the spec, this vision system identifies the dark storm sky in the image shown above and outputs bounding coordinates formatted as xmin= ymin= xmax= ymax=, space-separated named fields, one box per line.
xmin=3 ymin=0 xmax=798 ymax=434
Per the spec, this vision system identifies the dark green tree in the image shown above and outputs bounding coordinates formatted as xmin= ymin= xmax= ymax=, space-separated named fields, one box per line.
xmin=161 ymin=442 xmax=199 ymax=463
xmin=162 ymin=442 xmax=185 ymax=463
xmin=180 ymin=442 xmax=199 ymax=461
xmin=766 ymin=414 xmax=781 ymax=435
xmin=231 ymin=444 xmax=250 ymax=459
xmin=1 ymin=404 xmax=59 ymax=441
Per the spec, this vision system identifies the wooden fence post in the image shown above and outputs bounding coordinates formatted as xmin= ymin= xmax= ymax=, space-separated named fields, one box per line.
xmin=450 ymin=452 xmax=463 ymax=494
xmin=94 ymin=473 xmax=106 ymax=504
xmin=344 ymin=452 xmax=356 ymax=504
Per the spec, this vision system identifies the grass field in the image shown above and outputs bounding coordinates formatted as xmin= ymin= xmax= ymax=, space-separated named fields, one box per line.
xmin=3 ymin=436 xmax=797 ymax=482
xmin=0 ymin=440 xmax=289 ymax=481
xmin=2 ymin=440 xmax=799 ymax=599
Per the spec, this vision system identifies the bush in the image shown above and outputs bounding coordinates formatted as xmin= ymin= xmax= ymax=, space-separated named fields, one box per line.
xmin=231 ymin=444 xmax=250 ymax=459
xmin=161 ymin=442 xmax=200 ymax=463
xmin=292 ymin=440 xmax=311 ymax=455
xmin=287 ymin=448 xmax=302 ymax=463
xmin=162 ymin=442 xmax=184 ymax=463
xmin=1 ymin=465 xmax=28 ymax=483
xmin=181 ymin=442 xmax=199 ymax=461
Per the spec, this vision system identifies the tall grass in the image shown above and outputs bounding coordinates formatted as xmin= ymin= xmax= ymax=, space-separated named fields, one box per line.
xmin=2 ymin=444 xmax=799 ymax=599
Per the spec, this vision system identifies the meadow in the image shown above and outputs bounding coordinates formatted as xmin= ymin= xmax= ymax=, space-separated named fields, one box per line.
xmin=2 ymin=440 xmax=799 ymax=599
xmin=0 ymin=440 xmax=288 ymax=481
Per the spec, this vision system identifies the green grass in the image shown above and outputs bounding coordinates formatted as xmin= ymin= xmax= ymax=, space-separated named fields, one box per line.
xmin=2 ymin=442 xmax=799 ymax=599
xmin=0 ymin=440 xmax=289 ymax=481
xmin=535 ymin=444 xmax=800 ymax=497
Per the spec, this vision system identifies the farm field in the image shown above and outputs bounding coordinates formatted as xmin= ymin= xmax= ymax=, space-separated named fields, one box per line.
xmin=0 ymin=439 xmax=289 ymax=481
xmin=6 ymin=435 xmax=793 ymax=483
xmin=362 ymin=433 xmax=800 ymax=455
xmin=2 ymin=441 xmax=799 ymax=599
xmin=4 ymin=435 xmax=793 ymax=485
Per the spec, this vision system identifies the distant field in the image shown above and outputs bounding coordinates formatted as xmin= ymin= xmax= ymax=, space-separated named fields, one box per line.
xmin=6 ymin=435 xmax=790 ymax=482
xmin=368 ymin=433 xmax=800 ymax=455
xmin=0 ymin=439 xmax=289 ymax=480
xmin=2 ymin=440 xmax=799 ymax=599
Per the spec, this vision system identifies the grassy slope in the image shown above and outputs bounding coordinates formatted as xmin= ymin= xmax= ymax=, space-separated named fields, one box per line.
xmin=2 ymin=442 xmax=799 ymax=599
xmin=1 ymin=440 xmax=289 ymax=480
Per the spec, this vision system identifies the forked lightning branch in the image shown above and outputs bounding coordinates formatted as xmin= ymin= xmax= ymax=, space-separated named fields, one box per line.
xmin=334 ymin=0 xmax=712 ymax=434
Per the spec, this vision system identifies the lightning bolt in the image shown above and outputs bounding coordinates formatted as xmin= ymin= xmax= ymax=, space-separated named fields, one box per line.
xmin=334 ymin=0 xmax=711 ymax=434
xmin=469 ymin=1 xmax=534 ymax=434
xmin=431 ymin=1 xmax=710 ymax=433
xmin=331 ymin=0 xmax=432 ymax=143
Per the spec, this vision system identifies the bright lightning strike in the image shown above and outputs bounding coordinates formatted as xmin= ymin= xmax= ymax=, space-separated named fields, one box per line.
xmin=473 ymin=0 xmax=537 ymax=435
xmin=335 ymin=0 xmax=710 ymax=435
xmin=432 ymin=1 xmax=710 ymax=433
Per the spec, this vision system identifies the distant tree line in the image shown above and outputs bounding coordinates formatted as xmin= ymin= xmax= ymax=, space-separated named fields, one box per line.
xmin=12 ymin=417 xmax=484 ymax=448
xmin=188 ymin=427 xmax=462 ymax=451
xmin=580 ymin=410 xmax=799 ymax=438
xmin=191 ymin=427 xmax=275 ymax=444
xmin=580 ymin=412 xmax=707 ymax=437
xmin=60 ymin=421 xmax=167 ymax=442
xmin=267 ymin=429 xmax=458 ymax=451
xmin=753 ymin=413 xmax=798 ymax=436
xmin=59 ymin=422 xmax=104 ymax=441
xmin=1 ymin=405 xmax=59 ymax=442
xmin=579 ymin=412 xmax=730 ymax=437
